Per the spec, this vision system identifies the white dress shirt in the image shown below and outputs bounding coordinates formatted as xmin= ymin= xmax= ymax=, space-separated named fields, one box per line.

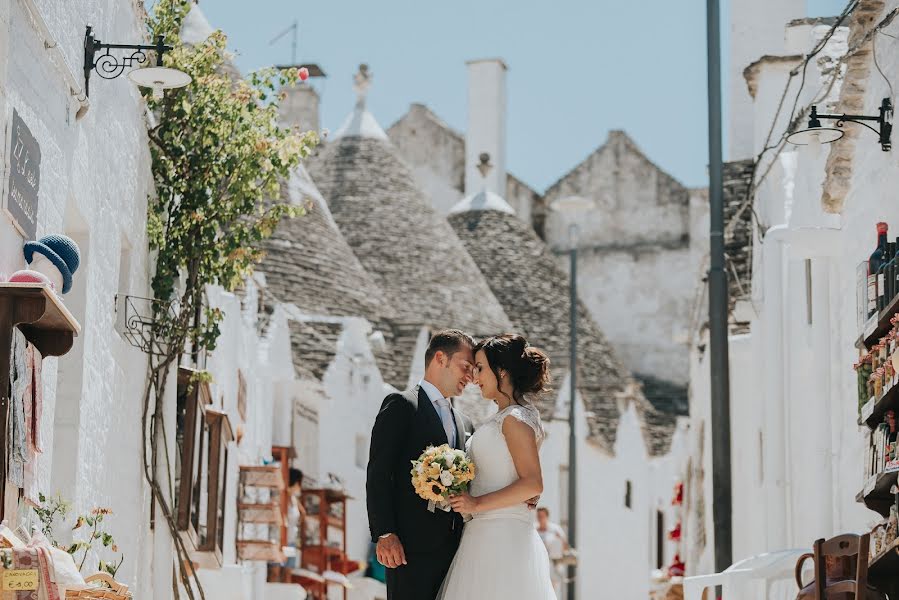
xmin=420 ymin=379 xmax=457 ymax=447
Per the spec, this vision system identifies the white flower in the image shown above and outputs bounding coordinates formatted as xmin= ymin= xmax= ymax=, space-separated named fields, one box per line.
xmin=454 ymin=449 xmax=466 ymax=460
xmin=443 ymin=452 xmax=455 ymax=465
xmin=439 ymin=470 xmax=455 ymax=486
xmin=416 ymin=463 xmax=424 ymax=474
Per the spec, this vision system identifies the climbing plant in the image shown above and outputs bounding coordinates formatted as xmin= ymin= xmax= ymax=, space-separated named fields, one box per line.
xmin=141 ymin=2 xmax=317 ymax=597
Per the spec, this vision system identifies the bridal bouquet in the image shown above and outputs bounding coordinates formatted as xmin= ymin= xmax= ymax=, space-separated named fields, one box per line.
xmin=411 ymin=444 xmax=475 ymax=512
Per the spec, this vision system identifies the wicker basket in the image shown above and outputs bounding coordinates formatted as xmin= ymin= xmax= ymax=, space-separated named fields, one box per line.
xmin=64 ymin=573 xmax=130 ymax=600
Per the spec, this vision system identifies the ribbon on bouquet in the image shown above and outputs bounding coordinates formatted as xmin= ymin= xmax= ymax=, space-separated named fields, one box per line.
xmin=427 ymin=499 xmax=452 ymax=513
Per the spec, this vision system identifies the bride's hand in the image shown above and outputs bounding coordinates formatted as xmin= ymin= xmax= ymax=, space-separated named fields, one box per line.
xmin=448 ymin=492 xmax=479 ymax=513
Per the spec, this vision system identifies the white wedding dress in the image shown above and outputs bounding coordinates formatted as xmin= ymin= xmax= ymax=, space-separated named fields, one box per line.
xmin=437 ymin=403 xmax=557 ymax=600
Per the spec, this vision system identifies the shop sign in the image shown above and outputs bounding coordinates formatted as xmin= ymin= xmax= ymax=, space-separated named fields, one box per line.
xmin=5 ymin=109 xmax=40 ymax=239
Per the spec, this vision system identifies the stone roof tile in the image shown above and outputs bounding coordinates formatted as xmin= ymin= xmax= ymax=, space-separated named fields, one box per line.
xmin=448 ymin=208 xmax=643 ymax=452
xmin=289 ymin=320 xmax=343 ymax=381
xmin=307 ymin=136 xmax=512 ymax=337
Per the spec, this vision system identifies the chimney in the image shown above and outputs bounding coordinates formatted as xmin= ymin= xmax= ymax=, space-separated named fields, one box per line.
xmin=280 ymin=85 xmax=319 ymax=132
xmin=465 ymin=59 xmax=507 ymax=196
xmin=277 ymin=64 xmax=326 ymax=133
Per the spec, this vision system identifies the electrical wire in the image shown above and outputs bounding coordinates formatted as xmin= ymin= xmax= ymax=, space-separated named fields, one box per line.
xmin=874 ymin=31 xmax=895 ymax=103
xmin=689 ymin=0 xmax=861 ymax=339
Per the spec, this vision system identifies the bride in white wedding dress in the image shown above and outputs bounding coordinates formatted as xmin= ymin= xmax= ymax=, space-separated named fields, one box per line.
xmin=438 ymin=334 xmax=557 ymax=600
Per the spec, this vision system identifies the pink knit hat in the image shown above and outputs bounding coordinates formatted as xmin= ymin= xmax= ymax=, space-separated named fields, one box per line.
xmin=8 ymin=269 xmax=55 ymax=290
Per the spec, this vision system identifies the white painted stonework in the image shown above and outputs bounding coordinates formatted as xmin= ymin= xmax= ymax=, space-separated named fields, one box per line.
xmin=1 ymin=1 xmax=696 ymax=597
xmin=541 ymin=381 xmax=690 ymax=600
xmin=685 ymin=3 xmax=896 ymax=594
xmin=542 ymin=130 xmax=700 ymax=387
xmin=0 ymin=0 xmax=157 ymax=593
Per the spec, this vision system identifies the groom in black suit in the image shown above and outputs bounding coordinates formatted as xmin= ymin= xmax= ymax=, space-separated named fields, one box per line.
xmin=366 ymin=329 xmax=476 ymax=600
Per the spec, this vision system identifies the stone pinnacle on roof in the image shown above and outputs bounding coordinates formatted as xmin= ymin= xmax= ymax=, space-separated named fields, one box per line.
xmin=334 ymin=64 xmax=388 ymax=141
xmin=307 ymin=78 xmax=511 ymax=337
xmin=449 ymin=153 xmax=516 ymax=216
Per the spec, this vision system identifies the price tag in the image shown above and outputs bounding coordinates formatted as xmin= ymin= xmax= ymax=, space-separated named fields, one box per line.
xmin=865 ymin=475 xmax=878 ymax=496
xmin=863 ymin=398 xmax=876 ymax=422
xmin=2 ymin=569 xmax=38 ymax=590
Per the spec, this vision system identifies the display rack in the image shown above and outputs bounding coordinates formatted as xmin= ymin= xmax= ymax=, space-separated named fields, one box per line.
xmin=855 ymin=288 xmax=899 ymax=598
xmin=237 ymin=465 xmax=286 ymax=563
xmin=0 ymin=284 xmax=80 ymax=520
xmin=296 ymin=487 xmax=355 ymax=600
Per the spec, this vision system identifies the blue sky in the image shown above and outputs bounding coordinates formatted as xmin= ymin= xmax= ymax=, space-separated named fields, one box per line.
xmin=199 ymin=1 xmax=848 ymax=192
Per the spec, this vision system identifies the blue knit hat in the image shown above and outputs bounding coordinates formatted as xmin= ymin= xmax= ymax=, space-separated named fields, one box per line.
xmin=23 ymin=234 xmax=81 ymax=294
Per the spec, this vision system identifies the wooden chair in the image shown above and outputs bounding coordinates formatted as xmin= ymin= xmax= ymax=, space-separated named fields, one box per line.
xmin=794 ymin=533 xmax=871 ymax=600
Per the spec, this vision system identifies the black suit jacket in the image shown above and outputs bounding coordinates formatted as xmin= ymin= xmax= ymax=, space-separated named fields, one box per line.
xmin=366 ymin=385 xmax=474 ymax=553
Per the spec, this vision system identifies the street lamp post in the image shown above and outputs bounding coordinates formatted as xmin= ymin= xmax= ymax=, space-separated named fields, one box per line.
xmin=706 ymin=0 xmax=733 ymax=575
xmin=567 ymin=222 xmax=579 ymax=600
xmin=550 ymin=197 xmax=594 ymax=600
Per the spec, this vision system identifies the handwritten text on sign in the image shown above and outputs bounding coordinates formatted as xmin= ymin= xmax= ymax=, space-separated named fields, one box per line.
xmin=6 ymin=109 xmax=40 ymax=239
xmin=1 ymin=569 xmax=38 ymax=590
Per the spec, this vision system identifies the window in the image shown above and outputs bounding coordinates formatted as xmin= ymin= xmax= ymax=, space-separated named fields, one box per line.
xmin=656 ymin=510 xmax=665 ymax=569
xmin=117 ymin=238 xmax=131 ymax=300
xmin=559 ymin=465 xmax=569 ymax=530
xmin=805 ymin=258 xmax=813 ymax=325
xmin=175 ymin=367 xmax=232 ymax=565
xmin=203 ymin=409 xmax=232 ymax=554
xmin=758 ymin=430 xmax=764 ymax=483
xmin=355 ymin=434 xmax=368 ymax=469
xmin=624 ymin=480 xmax=632 ymax=509
xmin=114 ymin=238 xmax=131 ymax=338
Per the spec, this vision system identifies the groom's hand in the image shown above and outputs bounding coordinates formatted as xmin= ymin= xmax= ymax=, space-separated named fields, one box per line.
xmin=376 ymin=534 xmax=407 ymax=568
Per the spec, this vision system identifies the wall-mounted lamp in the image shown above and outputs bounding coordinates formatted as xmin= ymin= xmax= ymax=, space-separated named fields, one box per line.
xmin=83 ymin=25 xmax=191 ymax=98
xmin=787 ymin=98 xmax=893 ymax=151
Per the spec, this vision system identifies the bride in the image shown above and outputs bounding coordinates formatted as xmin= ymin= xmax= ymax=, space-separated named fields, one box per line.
xmin=439 ymin=334 xmax=557 ymax=600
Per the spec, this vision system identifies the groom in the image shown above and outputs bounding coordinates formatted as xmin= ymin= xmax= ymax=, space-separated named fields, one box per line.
xmin=366 ymin=329 xmax=476 ymax=600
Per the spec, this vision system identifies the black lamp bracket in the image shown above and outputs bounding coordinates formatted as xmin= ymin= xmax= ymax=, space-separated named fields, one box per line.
xmin=808 ymin=97 xmax=893 ymax=151
xmin=83 ymin=25 xmax=173 ymax=97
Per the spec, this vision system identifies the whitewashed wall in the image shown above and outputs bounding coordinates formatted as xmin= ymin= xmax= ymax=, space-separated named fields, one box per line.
xmin=196 ymin=282 xmax=311 ymax=600
xmin=542 ymin=132 xmax=697 ymax=386
xmin=539 ymin=375 xmax=689 ymax=599
xmin=685 ymin=5 xmax=897 ymax=581
xmin=288 ymin=314 xmax=390 ymax=597
xmin=0 ymin=0 xmax=157 ymax=593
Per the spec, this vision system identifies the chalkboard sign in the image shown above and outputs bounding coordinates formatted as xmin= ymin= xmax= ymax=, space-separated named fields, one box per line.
xmin=5 ymin=109 xmax=40 ymax=239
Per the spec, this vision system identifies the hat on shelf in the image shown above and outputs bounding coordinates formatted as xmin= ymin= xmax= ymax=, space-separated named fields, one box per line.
xmin=8 ymin=269 xmax=54 ymax=289
xmin=23 ymin=234 xmax=81 ymax=294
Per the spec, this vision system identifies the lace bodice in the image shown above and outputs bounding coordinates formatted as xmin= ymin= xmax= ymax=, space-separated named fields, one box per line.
xmin=467 ymin=403 xmax=544 ymax=516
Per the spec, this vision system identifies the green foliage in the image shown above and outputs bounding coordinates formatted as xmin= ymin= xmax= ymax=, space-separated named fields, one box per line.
xmin=137 ymin=4 xmax=316 ymax=596
xmin=146 ymin=0 xmax=317 ymax=355
xmin=32 ymin=492 xmax=71 ymax=547
xmin=33 ymin=495 xmax=123 ymax=577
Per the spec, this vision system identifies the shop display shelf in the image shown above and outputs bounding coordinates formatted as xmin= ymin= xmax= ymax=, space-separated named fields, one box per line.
xmin=857 ymin=468 xmax=899 ymax=518
xmin=859 ymin=383 xmax=899 ymax=429
xmin=859 ymin=295 xmax=899 ymax=350
xmin=869 ymin=537 xmax=899 ymax=580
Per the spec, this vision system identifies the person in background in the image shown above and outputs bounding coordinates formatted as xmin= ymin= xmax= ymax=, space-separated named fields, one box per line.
xmin=536 ymin=506 xmax=568 ymax=597
xmin=286 ymin=467 xmax=306 ymax=568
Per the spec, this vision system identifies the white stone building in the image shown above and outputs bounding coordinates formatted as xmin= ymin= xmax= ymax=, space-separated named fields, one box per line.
xmin=0 ymin=0 xmax=156 ymax=592
xmin=0 ymin=1 xmax=700 ymax=598
xmin=683 ymin=1 xmax=899 ymax=597
xmin=385 ymin=58 xmax=696 ymax=596
xmin=0 ymin=2 xmax=321 ymax=599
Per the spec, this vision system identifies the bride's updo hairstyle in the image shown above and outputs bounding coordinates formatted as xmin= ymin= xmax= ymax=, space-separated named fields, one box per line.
xmin=474 ymin=334 xmax=551 ymax=404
